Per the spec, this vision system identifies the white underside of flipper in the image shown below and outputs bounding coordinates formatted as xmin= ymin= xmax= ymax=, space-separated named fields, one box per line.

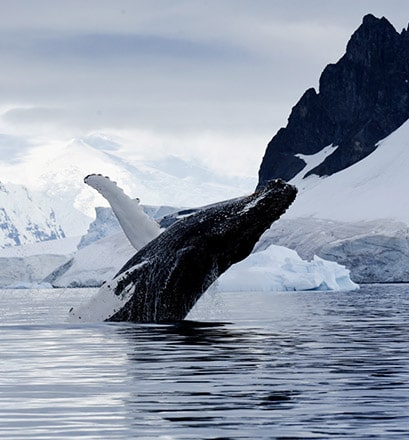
xmin=84 ymin=174 xmax=160 ymax=250
xmin=68 ymin=261 xmax=148 ymax=322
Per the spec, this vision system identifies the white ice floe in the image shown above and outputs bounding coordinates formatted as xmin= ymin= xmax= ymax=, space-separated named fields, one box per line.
xmin=214 ymin=244 xmax=358 ymax=293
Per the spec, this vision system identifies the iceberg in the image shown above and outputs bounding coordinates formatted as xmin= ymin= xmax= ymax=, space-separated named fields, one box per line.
xmin=215 ymin=245 xmax=358 ymax=292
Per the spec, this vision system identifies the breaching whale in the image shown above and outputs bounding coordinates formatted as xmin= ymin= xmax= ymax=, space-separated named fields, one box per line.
xmin=70 ymin=178 xmax=296 ymax=323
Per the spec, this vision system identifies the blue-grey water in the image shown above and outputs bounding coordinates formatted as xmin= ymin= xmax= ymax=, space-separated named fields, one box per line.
xmin=1 ymin=285 xmax=409 ymax=439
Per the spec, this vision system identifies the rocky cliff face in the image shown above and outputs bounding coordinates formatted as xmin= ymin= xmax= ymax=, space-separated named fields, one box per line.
xmin=258 ymin=14 xmax=409 ymax=187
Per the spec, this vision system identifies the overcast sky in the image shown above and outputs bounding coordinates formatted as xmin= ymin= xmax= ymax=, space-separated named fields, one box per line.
xmin=0 ymin=0 xmax=409 ymax=176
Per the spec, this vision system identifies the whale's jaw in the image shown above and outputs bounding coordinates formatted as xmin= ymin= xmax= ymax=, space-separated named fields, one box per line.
xmin=104 ymin=179 xmax=297 ymax=323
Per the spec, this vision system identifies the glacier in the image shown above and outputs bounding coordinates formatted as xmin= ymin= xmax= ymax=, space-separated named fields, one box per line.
xmin=260 ymin=217 xmax=409 ymax=283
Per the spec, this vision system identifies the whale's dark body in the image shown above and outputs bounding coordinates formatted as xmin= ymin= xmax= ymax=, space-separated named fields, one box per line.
xmin=106 ymin=179 xmax=297 ymax=323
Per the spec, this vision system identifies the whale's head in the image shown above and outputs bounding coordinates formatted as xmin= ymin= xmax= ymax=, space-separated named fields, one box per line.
xmin=184 ymin=178 xmax=297 ymax=270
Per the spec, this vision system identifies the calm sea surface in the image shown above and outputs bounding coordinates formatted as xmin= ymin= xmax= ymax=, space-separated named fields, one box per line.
xmin=1 ymin=285 xmax=409 ymax=439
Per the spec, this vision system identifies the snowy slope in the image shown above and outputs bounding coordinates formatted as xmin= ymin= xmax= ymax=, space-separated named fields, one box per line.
xmin=286 ymin=119 xmax=409 ymax=224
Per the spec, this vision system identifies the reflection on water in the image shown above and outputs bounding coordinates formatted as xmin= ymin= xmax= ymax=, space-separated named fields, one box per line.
xmin=1 ymin=285 xmax=409 ymax=439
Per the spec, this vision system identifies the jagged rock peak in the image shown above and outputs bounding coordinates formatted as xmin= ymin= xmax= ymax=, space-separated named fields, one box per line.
xmin=361 ymin=13 xmax=393 ymax=29
xmin=345 ymin=14 xmax=402 ymax=65
xmin=257 ymin=15 xmax=409 ymax=188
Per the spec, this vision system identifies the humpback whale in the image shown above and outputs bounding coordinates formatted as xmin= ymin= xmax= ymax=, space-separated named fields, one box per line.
xmin=70 ymin=179 xmax=296 ymax=323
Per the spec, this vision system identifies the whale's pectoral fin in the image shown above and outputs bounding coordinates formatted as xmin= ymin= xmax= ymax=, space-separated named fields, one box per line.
xmin=84 ymin=174 xmax=160 ymax=249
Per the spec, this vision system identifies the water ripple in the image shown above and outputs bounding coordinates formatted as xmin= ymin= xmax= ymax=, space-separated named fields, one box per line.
xmin=1 ymin=285 xmax=409 ymax=438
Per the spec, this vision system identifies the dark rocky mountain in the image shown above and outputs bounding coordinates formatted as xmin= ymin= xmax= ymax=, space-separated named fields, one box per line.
xmin=258 ymin=14 xmax=409 ymax=187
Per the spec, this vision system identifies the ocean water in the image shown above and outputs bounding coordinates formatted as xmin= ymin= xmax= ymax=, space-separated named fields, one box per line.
xmin=1 ymin=285 xmax=409 ymax=439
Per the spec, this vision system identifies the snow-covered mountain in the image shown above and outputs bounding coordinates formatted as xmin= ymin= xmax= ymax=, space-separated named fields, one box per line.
xmin=0 ymin=181 xmax=65 ymax=247
xmin=32 ymin=137 xmax=254 ymax=219
xmin=257 ymin=14 xmax=409 ymax=224
xmin=0 ymin=134 xmax=255 ymax=247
